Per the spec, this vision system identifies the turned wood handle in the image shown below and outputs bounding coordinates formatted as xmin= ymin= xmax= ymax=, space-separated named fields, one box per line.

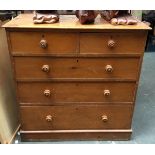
xmin=108 ymin=39 xmax=116 ymax=48
xmin=44 ymin=89 xmax=51 ymax=97
xmin=104 ymin=90 xmax=110 ymax=96
xmin=105 ymin=65 xmax=113 ymax=72
xmin=46 ymin=115 xmax=52 ymax=122
xmin=42 ymin=65 xmax=50 ymax=72
xmin=101 ymin=115 xmax=108 ymax=122
xmin=40 ymin=39 xmax=48 ymax=49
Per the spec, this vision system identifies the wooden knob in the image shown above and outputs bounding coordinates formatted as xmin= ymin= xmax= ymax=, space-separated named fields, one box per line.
xmin=42 ymin=65 xmax=50 ymax=72
xmin=104 ymin=90 xmax=110 ymax=96
xmin=108 ymin=39 xmax=115 ymax=48
xmin=105 ymin=65 xmax=113 ymax=72
xmin=46 ymin=115 xmax=52 ymax=122
xmin=44 ymin=89 xmax=51 ymax=97
xmin=40 ymin=39 xmax=47 ymax=49
xmin=101 ymin=115 xmax=108 ymax=122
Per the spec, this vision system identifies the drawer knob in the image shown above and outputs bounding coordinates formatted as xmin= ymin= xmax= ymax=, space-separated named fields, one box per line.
xmin=105 ymin=65 xmax=113 ymax=72
xmin=46 ymin=115 xmax=52 ymax=122
xmin=108 ymin=39 xmax=115 ymax=48
xmin=40 ymin=39 xmax=48 ymax=49
xmin=44 ymin=89 xmax=51 ymax=97
xmin=42 ymin=65 xmax=50 ymax=72
xmin=104 ymin=90 xmax=110 ymax=96
xmin=101 ymin=115 xmax=108 ymax=122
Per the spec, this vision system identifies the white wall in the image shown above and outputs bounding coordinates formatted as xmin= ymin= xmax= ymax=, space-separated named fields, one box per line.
xmin=0 ymin=22 xmax=19 ymax=144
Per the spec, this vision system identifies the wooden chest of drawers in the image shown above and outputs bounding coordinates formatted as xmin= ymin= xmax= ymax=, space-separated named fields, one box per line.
xmin=3 ymin=14 xmax=150 ymax=141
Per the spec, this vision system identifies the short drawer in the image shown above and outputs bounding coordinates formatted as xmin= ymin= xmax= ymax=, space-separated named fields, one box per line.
xmin=9 ymin=31 xmax=78 ymax=53
xmin=14 ymin=57 xmax=140 ymax=80
xmin=17 ymin=82 xmax=136 ymax=103
xmin=80 ymin=32 xmax=147 ymax=54
xmin=20 ymin=105 xmax=133 ymax=130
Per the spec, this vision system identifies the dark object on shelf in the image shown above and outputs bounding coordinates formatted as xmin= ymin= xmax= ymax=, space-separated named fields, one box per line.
xmin=75 ymin=10 xmax=98 ymax=24
xmin=146 ymin=35 xmax=155 ymax=52
xmin=33 ymin=10 xmax=59 ymax=24
xmin=36 ymin=10 xmax=58 ymax=14
xmin=0 ymin=11 xmax=14 ymax=21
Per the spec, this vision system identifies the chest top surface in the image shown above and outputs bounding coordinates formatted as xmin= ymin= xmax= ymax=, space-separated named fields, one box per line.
xmin=3 ymin=14 xmax=151 ymax=30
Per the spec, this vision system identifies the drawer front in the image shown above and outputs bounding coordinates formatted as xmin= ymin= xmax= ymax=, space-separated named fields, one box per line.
xmin=80 ymin=33 xmax=146 ymax=54
xmin=20 ymin=105 xmax=133 ymax=130
xmin=9 ymin=32 xmax=78 ymax=53
xmin=17 ymin=82 xmax=136 ymax=103
xmin=14 ymin=57 xmax=140 ymax=80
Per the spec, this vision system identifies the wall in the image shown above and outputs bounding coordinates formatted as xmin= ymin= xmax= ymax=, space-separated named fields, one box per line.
xmin=131 ymin=10 xmax=142 ymax=21
xmin=0 ymin=21 xmax=19 ymax=144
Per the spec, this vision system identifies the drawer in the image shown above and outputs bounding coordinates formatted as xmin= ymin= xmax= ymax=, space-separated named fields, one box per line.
xmin=20 ymin=105 xmax=133 ymax=130
xmin=80 ymin=32 xmax=147 ymax=54
xmin=14 ymin=57 xmax=140 ymax=80
xmin=9 ymin=31 xmax=78 ymax=53
xmin=17 ymin=82 xmax=136 ymax=103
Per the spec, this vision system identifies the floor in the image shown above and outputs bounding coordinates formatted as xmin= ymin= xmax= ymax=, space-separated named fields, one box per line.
xmin=15 ymin=52 xmax=155 ymax=144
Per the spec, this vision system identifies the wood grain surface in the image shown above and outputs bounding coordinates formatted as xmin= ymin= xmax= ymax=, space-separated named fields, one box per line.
xmin=3 ymin=14 xmax=151 ymax=30
xmin=14 ymin=57 xmax=140 ymax=80
xmin=4 ymin=14 xmax=149 ymax=141
xmin=20 ymin=105 xmax=133 ymax=130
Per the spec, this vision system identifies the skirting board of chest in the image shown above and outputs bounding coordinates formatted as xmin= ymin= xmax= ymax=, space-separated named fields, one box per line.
xmin=3 ymin=14 xmax=151 ymax=141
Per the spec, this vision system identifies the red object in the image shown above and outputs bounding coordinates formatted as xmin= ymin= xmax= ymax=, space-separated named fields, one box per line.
xmin=75 ymin=10 xmax=98 ymax=24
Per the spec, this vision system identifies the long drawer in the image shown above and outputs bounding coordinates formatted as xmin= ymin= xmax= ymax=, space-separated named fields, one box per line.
xmin=9 ymin=31 xmax=147 ymax=54
xmin=9 ymin=31 xmax=78 ymax=53
xmin=17 ymin=82 xmax=136 ymax=103
xmin=20 ymin=105 xmax=133 ymax=130
xmin=80 ymin=32 xmax=146 ymax=54
xmin=14 ymin=57 xmax=140 ymax=80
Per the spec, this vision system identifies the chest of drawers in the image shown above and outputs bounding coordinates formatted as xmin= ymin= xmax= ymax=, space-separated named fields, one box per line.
xmin=3 ymin=14 xmax=150 ymax=141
